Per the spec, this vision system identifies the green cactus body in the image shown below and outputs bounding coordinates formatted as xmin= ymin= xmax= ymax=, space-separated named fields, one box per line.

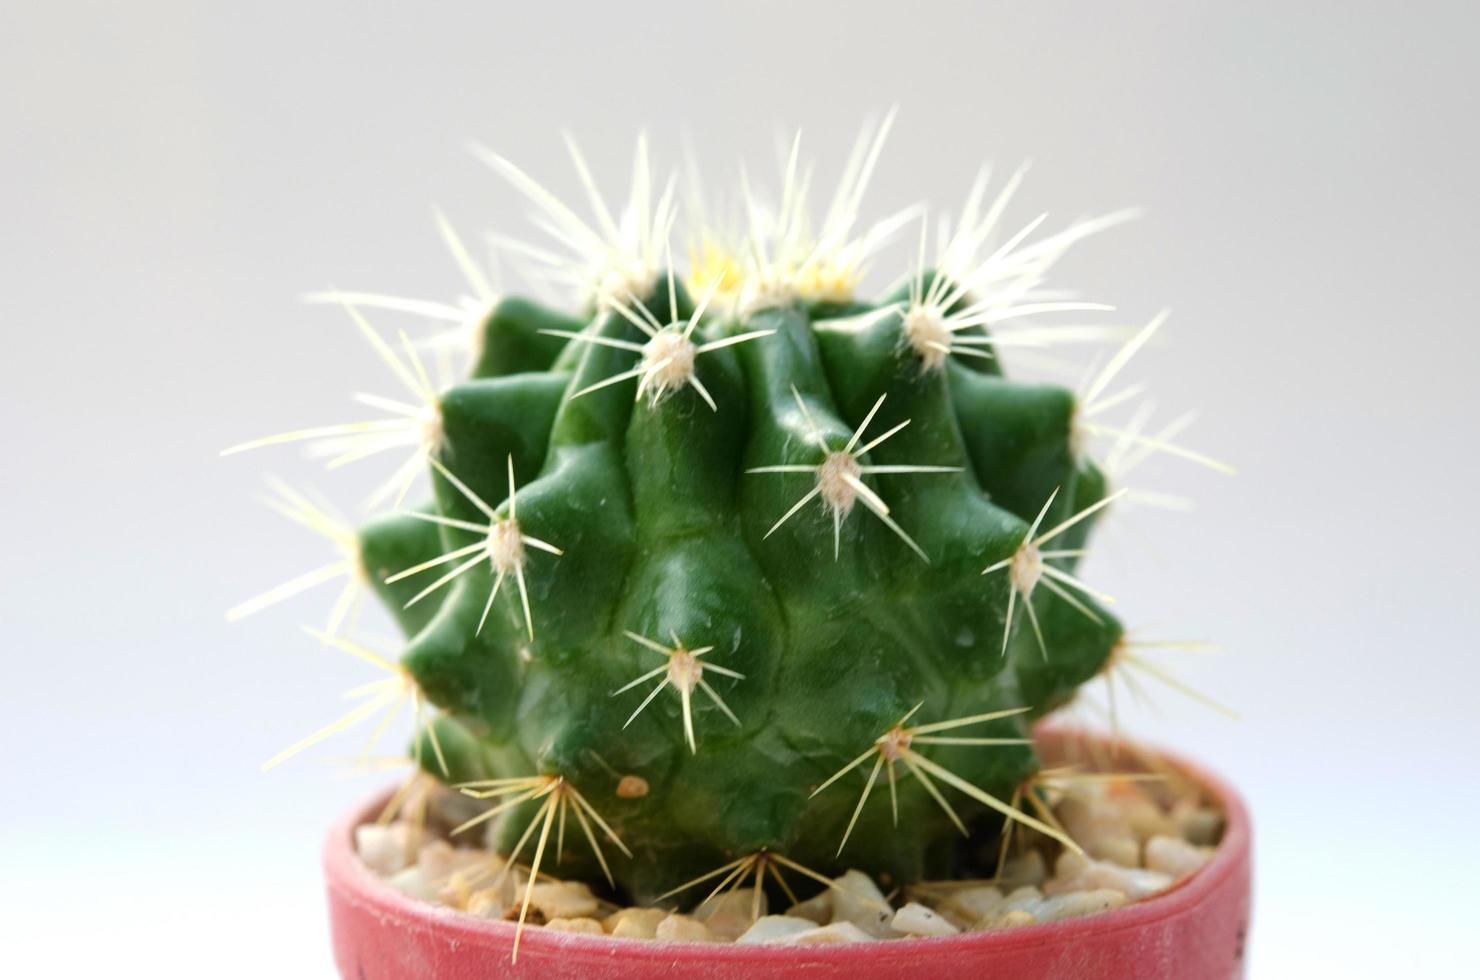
xmin=358 ymin=266 xmax=1120 ymax=900
xmin=233 ymin=127 xmax=1200 ymax=908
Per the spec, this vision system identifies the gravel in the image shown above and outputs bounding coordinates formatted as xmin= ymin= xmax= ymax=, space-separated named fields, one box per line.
xmin=356 ymin=759 xmax=1222 ymax=944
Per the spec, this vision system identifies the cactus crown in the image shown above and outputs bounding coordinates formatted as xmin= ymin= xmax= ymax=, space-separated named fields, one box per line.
xmin=230 ymin=116 xmax=1228 ymax=916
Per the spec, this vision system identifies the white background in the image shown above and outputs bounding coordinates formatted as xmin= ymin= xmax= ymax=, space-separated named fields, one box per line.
xmin=3 ymin=2 xmax=1477 ymax=976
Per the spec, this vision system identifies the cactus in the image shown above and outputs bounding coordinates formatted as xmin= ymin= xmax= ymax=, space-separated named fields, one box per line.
xmin=229 ymin=117 xmax=1227 ymax=926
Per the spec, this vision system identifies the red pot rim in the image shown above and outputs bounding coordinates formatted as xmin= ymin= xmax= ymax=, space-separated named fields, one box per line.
xmin=323 ymin=728 xmax=1251 ymax=973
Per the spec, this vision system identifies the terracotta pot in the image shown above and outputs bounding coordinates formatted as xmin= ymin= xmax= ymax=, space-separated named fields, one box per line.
xmin=324 ymin=731 xmax=1251 ymax=978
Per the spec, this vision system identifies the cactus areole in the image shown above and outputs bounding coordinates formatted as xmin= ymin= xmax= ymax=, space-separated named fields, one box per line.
xmin=233 ymin=119 xmax=1227 ymax=911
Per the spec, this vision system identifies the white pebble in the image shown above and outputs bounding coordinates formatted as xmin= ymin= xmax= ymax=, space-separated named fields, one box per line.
xmin=829 ymin=869 xmax=896 ymax=938
xmin=415 ymin=840 xmax=482 ymax=880
xmin=355 ymin=822 xmax=411 ymax=875
xmin=781 ymin=921 xmax=873 ymax=944
xmin=974 ymin=908 xmax=1036 ymax=930
xmin=1032 ymin=889 xmax=1128 ymax=922
xmin=970 ymin=885 xmax=1043 ymax=930
xmin=1047 ymin=854 xmax=1172 ymax=900
xmin=892 ymin=902 xmax=960 ymax=937
xmin=465 ymin=886 xmax=510 ymax=919
xmin=655 ymin=913 xmax=720 ymax=943
xmin=386 ymin=866 xmax=435 ymax=901
xmin=436 ymin=870 xmax=475 ymax=909
xmin=1000 ymin=885 xmax=1043 ymax=912
xmin=694 ymin=888 xmax=766 ymax=941
xmin=930 ymin=885 xmax=1003 ymax=929
xmin=1172 ymin=801 xmax=1223 ymax=846
xmin=604 ymin=907 xmax=667 ymax=940
xmin=1059 ymin=795 xmax=1148 ymax=862
xmin=951 ymin=886 xmax=1005 ymax=918
xmin=545 ymin=917 xmax=605 ymax=935
xmin=786 ymin=889 xmax=833 ymax=925
xmin=1103 ymin=782 xmax=1177 ymax=840
xmin=736 ymin=915 xmax=817 ymax=944
xmin=463 ymin=867 xmax=523 ymax=918
xmin=1145 ymin=835 xmax=1214 ymax=879
xmin=529 ymin=881 xmax=599 ymax=920
xmin=1055 ymin=851 xmax=1089 ymax=878
xmin=1096 ymin=836 xmax=1141 ymax=868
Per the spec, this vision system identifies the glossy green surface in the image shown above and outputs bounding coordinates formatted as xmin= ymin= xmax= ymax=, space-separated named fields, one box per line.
xmin=363 ymin=283 xmax=1119 ymax=902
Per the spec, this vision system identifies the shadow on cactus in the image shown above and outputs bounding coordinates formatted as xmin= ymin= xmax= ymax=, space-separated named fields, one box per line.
xmin=227 ymin=115 xmax=1231 ymax=920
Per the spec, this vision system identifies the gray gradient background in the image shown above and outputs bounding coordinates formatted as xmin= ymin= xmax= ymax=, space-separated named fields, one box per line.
xmin=3 ymin=2 xmax=1476 ymax=976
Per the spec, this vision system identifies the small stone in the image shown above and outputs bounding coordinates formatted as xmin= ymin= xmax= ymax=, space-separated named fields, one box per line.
xmin=1032 ymin=888 xmax=1127 ymax=922
xmin=1055 ymin=851 xmax=1089 ymax=878
xmin=545 ymin=917 xmax=606 ymax=935
xmin=1047 ymin=853 xmax=1172 ymax=900
xmin=829 ymin=869 xmax=896 ymax=938
xmin=975 ymin=908 xmax=1036 ymax=930
xmin=464 ymin=866 xmax=525 ymax=918
xmin=1172 ymin=801 xmax=1223 ymax=846
xmin=416 ymin=840 xmax=482 ymax=880
xmin=466 ymin=886 xmax=511 ymax=919
xmin=967 ymin=885 xmax=1041 ymax=930
xmin=892 ymin=902 xmax=960 ymax=937
xmin=786 ymin=889 xmax=832 ymax=925
xmin=1056 ymin=794 xmax=1102 ymax=836
xmin=1000 ymin=885 xmax=1043 ymax=912
xmin=1104 ymin=781 xmax=1177 ymax=840
xmin=781 ymin=921 xmax=873 ymax=944
xmin=736 ymin=915 xmax=817 ymax=944
xmin=921 ymin=902 xmax=974 ymax=932
xmin=529 ymin=881 xmax=599 ymax=920
xmin=604 ymin=907 xmax=668 ymax=940
xmin=927 ymin=885 xmax=1002 ymax=928
xmin=355 ymin=822 xmax=411 ymax=875
xmin=694 ymin=888 xmax=766 ymax=941
xmin=1097 ymin=836 xmax=1142 ymax=869
xmin=415 ymin=840 xmax=456 ymax=877
xmin=436 ymin=870 xmax=475 ymax=909
xmin=655 ymin=913 xmax=720 ymax=943
xmin=387 ymin=867 xmax=435 ymax=901
xmin=1058 ymin=796 xmax=1144 ymax=863
xmin=1145 ymin=835 xmax=1213 ymax=879
xmin=951 ymin=886 xmax=1005 ymax=919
